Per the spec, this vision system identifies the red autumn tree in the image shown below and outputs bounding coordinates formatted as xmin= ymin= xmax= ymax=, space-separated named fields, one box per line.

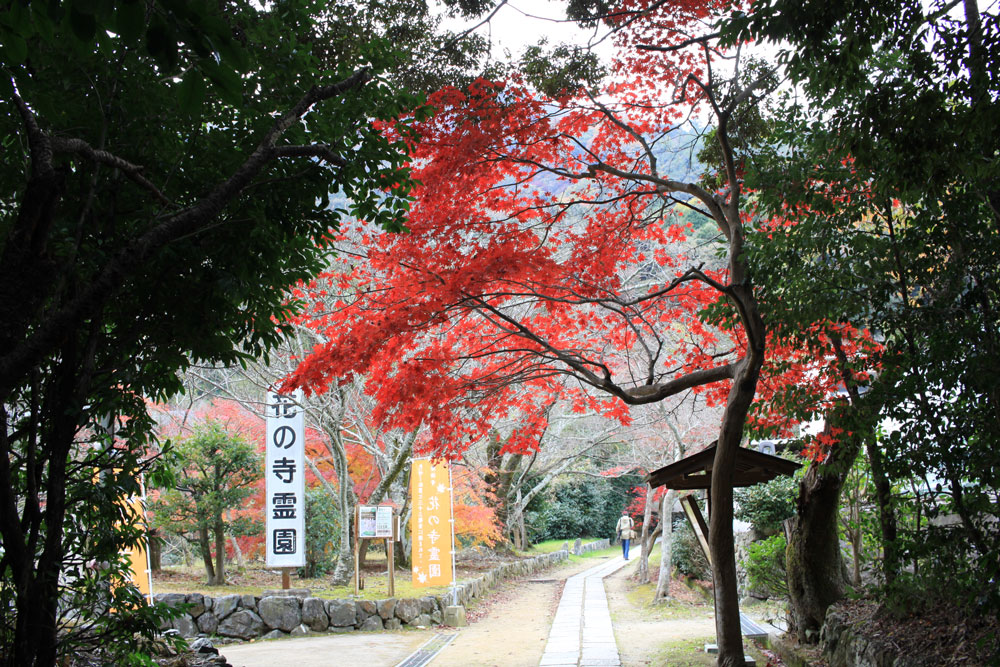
xmin=282 ymin=2 xmax=819 ymax=661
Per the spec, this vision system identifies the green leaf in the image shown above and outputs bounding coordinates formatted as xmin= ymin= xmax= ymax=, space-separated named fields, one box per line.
xmin=1 ymin=29 xmax=26 ymax=63
xmin=177 ymin=68 xmax=205 ymax=115
xmin=115 ymin=0 xmax=145 ymax=42
xmin=69 ymin=7 xmax=97 ymax=42
xmin=202 ymin=60 xmax=242 ymax=106
xmin=146 ymin=17 xmax=178 ymax=71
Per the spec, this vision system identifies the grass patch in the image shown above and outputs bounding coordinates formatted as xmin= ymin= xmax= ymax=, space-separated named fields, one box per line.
xmin=153 ymin=563 xmax=453 ymax=600
xmin=650 ymin=635 xmax=718 ymax=666
xmin=623 ymin=581 xmax=713 ymax=621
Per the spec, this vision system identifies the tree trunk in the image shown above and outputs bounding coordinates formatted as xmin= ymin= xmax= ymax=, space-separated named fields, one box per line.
xmin=329 ymin=438 xmax=357 ymax=586
xmin=149 ymin=528 xmax=162 ymax=571
xmin=866 ymin=434 xmax=898 ymax=583
xmin=199 ymin=524 xmax=216 ymax=584
xmin=212 ymin=518 xmax=226 ymax=586
xmin=654 ymin=490 xmax=676 ymax=601
xmin=785 ymin=455 xmax=854 ymax=641
xmin=711 ymin=341 xmax=764 ymax=667
xmin=637 ymin=485 xmax=655 ymax=583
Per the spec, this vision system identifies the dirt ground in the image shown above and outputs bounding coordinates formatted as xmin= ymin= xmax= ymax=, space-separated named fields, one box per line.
xmin=429 ymin=556 xmax=603 ymax=666
xmin=604 ymin=560 xmax=717 ymax=666
xmin=430 ymin=554 xmax=726 ymax=667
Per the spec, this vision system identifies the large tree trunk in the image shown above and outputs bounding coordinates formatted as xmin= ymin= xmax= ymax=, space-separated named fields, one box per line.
xmin=785 ymin=439 xmax=857 ymax=641
xmin=149 ymin=528 xmax=162 ymax=571
xmin=787 ymin=332 xmax=875 ymax=640
xmin=329 ymin=441 xmax=356 ymax=586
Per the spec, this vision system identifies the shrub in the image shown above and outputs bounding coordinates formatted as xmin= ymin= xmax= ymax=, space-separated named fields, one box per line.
xmin=299 ymin=487 xmax=342 ymax=578
xmin=742 ymin=533 xmax=789 ymax=598
xmin=734 ymin=465 xmax=800 ymax=536
xmin=672 ymin=518 xmax=711 ymax=580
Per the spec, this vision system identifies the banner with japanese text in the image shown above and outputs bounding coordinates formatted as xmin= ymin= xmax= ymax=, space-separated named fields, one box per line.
xmin=265 ymin=390 xmax=305 ymax=567
xmin=410 ymin=458 xmax=453 ymax=587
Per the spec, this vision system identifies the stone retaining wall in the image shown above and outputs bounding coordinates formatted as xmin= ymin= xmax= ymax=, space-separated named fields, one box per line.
xmin=156 ymin=549 xmax=569 ymax=641
xmin=819 ymin=605 xmax=908 ymax=667
xmin=565 ymin=538 xmax=612 ymax=555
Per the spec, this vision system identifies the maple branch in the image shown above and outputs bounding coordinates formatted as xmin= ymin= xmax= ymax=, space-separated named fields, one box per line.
xmin=636 ymin=31 xmax=722 ymax=53
xmin=586 ymin=160 xmax=729 ymax=239
xmin=621 ymin=363 xmax=735 ymax=404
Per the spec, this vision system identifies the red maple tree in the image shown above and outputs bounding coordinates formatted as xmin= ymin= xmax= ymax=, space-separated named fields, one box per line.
xmin=283 ymin=2 xmax=867 ymax=660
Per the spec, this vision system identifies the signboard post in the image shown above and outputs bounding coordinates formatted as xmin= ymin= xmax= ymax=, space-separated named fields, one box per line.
xmin=265 ymin=390 xmax=306 ymax=587
xmin=355 ymin=505 xmax=397 ymax=596
xmin=409 ymin=459 xmax=454 ymax=591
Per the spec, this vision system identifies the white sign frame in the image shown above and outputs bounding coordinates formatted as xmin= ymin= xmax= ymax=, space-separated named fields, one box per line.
xmin=265 ymin=389 xmax=306 ymax=567
xmin=358 ymin=505 xmax=394 ymax=539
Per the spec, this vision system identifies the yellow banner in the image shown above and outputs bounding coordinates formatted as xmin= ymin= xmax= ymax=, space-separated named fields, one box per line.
xmin=410 ymin=459 xmax=453 ymax=587
xmin=124 ymin=490 xmax=152 ymax=604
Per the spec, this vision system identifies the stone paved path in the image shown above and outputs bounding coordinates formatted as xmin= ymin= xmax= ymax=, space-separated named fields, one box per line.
xmin=538 ymin=555 xmax=630 ymax=667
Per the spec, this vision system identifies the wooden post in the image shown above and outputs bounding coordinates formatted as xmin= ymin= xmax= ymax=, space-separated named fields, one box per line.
xmin=387 ymin=510 xmax=397 ymax=598
xmin=353 ymin=505 xmax=360 ymax=596
xmin=282 ymin=567 xmax=290 ymax=590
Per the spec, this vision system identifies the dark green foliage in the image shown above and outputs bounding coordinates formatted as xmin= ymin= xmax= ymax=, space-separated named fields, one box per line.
xmin=721 ymin=0 xmax=1000 ymax=624
xmin=299 ymin=487 xmax=342 ymax=579
xmin=742 ymin=534 xmax=789 ymax=598
xmin=734 ymin=465 xmax=801 ymax=536
xmin=520 ymin=40 xmax=607 ymax=98
xmin=150 ymin=421 xmax=260 ymax=584
xmin=0 ymin=0 xmax=481 ymax=662
xmin=527 ymin=475 xmax=641 ymax=543
xmin=672 ymin=518 xmax=711 ymax=580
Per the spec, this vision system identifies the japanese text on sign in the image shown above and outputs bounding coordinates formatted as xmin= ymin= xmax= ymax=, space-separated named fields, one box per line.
xmin=410 ymin=459 xmax=453 ymax=587
xmin=358 ymin=505 xmax=394 ymax=539
xmin=265 ymin=390 xmax=305 ymax=567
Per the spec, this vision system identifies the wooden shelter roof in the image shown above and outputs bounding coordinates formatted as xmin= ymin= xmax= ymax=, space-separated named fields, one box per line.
xmin=645 ymin=443 xmax=801 ymax=490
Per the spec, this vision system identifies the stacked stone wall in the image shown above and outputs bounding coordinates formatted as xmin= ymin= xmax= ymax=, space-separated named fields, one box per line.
xmin=155 ymin=549 xmax=570 ymax=641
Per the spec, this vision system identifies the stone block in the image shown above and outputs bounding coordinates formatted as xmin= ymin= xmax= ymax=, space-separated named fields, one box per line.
xmin=290 ymin=623 xmax=310 ymax=636
xmin=359 ymin=616 xmax=383 ymax=631
xmin=186 ymin=593 xmax=207 ymax=618
xmin=301 ymin=597 xmax=328 ymax=631
xmin=214 ymin=595 xmax=241 ymax=620
xmin=443 ymin=605 xmax=467 ymax=627
xmin=258 ymin=596 xmax=302 ymax=632
xmin=261 ymin=629 xmax=285 ymax=640
xmin=217 ymin=610 xmax=265 ymax=639
xmin=395 ymin=598 xmax=421 ymax=623
xmin=412 ymin=613 xmax=433 ymax=627
xmin=376 ymin=598 xmax=397 ymax=620
xmin=384 ymin=618 xmax=402 ymax=630
xmin=172 ymin=615 xmax=198 ymax=638
xmin=196 ymin=612 xmax=219 ymax=635
xmin=326 ymin=599 xmax=357 ymax=627
xmin=239 ymin=594 xmax=258 ymax=609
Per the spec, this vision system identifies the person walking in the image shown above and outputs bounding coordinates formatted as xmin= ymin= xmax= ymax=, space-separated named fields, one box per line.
xmin=616 ymin=510 xmax=635 ymax=560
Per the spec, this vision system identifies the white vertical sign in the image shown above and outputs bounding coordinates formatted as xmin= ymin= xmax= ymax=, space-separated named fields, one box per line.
xmin=265 ymin=389 xmax=306 ymax=567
